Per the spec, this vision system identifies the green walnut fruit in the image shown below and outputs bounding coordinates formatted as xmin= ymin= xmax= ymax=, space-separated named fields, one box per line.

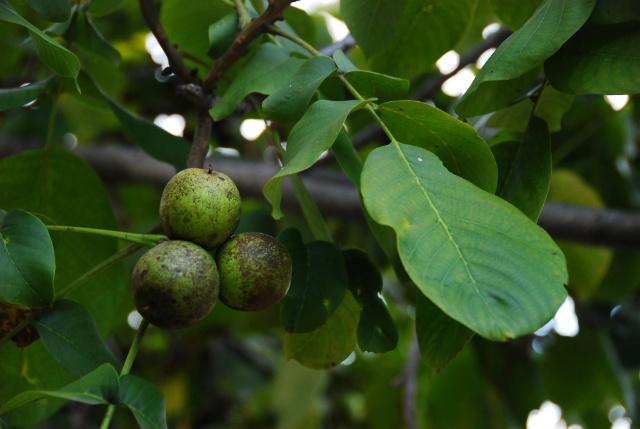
xmin=131 ymin=240 xmax=219 ymax=329
xmin=216 ymin=232 xmax=292 ymax=311
xmin=159 ymin=167 xmax=241 ymax=250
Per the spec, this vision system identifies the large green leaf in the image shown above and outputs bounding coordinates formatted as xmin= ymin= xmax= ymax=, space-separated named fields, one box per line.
xmin=0 ymin=75 xmax=55 ymax=112
xmin=545 ymin=22 xmax=640 ymax=95
xmin=210 ymin=43 xmax=306 ymax=121
xmin=590 ymin=0 xmax=640 ymax=25
xmin=278 ymin=229 xmax=348 ymax=334
xmin=0 ymin=209 xmax=55 ymax=307
xmin=34 ymin=300 xmax=122 ymax=378
xmin=160 ymin=0 xmax=234 ymax=63
xmin=0 ymin=0 xmax=80 ymax=80
xmin=361 ymin=143 xmax=567 ymax=340
xmin=73 ymin=11 xmax=121 ymax=64
xmin=0 ymin=146 xmax=128 ymax=425
xmin=25 ymin=0 xmax=71 ymax=22
xmin=489 ymin=0 xmax=542 ymax=30
xmin=284 ymin=291 xmax=360 ymax=370
xmin=379 ymin=100 xmax=498 ymax=193
xmin=118 ymin=375 xmax=168 ymax=429
xmin=264 ymin=99 xmax=365 ymax=219
xmin=0 ymin=363 xmax=119 ymax=416
xmin=343 ymin=248 xmax=398 ymax=353
xmin=415 ymin=293 xmax=474 ymax=377
xmin=456 ymin=0 xmax=596 ymax=117
xmin=340 ymin=0 xmax=405 ymax=58
xmin=262 ymin=55 xmax=337 ymax=123
xmin=374 ymin=0 xmax=478 ymax=78
xmin=492 ymin=115 xmax=551 ymax=221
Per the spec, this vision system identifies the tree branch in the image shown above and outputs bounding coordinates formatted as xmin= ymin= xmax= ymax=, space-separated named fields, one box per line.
xmin=188 ymin=109 xmax=214 ymax=168
xmin=71 ymin=145 xmax=640 ymax=250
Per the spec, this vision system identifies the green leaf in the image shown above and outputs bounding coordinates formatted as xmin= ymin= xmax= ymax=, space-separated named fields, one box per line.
xmin=0 ymin=144 xmax=127 ymax=425
xmin=343 ymin=248 xmax=398 ymax=353
xmin=284 ymin=291 xmax=360 ymax=370
xmin=489 ymin=0 xmax=542 ymax=30
xmin=0 ymin=75 xmax=55 ymax=112
xmin=492 ymin=115 xmax=551 ymax=221
xmin=207 ymin=13 xmax=238 ymax=59
xmin=361 ymin=143 xmax=568 ymax=340
xmin=161 ymin=0 xmax=234 ymax=63
xmin=0 ymin=363 xmax=119 ymax=416
xmin=25 ymin=0 xmax=70 ymax=22
xmin=34 ymin=300 xmax=122 ymax=378
xmin=0 ymin=145 xmax=128 ymax=336
xmin=262 ymin=55 xmax=338 ymax=123
xmin=87 ymin=0 xmax=125 ymax=17
xmin=210 ymin=43 xmax=306 ymax=121
xmin=456 ymin=0 xmax=597 ymax=117
xmin=340 ymin=0 xmax=405 ymax=59
xmin=332 ymin=49 xmax=358 ymax=73
xmin=545 ymin=22 xmax=640 ymax=95
xmin=0 ymin=209 xmax=55 ymax=307
xmin=486 ymin=84 xmax=574 ymax=133
xmin=369 ymin=0 xmax=478 ymax=79
xmin=0 ymin=0 xmax=80 ymax=80
xmin=73 ymin=11 xmax=121 ymax=64
xmin=95 ymin=82 xmax=191 ymax=172
xmin=415 ymin=293 xmax=474 ymax=377
xmin=118 ymin=375 xmax=168 ymax=429
xmin=278 ymin=229 xmax=348 ymax=333
xmin=264 ymin=99 xmax=365 ymax=219
xmin=379 ymin=100 xmax=498 ymax=193
xmin=331 ymin=128 xmax=362 ymax=188
xmin=344 ymin=70 xmax=409 ymax=103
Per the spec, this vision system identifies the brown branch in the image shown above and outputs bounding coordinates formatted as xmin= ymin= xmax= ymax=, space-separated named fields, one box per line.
xmin=201 ymin=0 xmax=294 ymax=92
xmin=138 ymin=0 xmax=194 ymax=83
xmin=70 ymin=145 xmax=640 ymax=250
xmin=188 ymin=109 xmax=214 ymax=168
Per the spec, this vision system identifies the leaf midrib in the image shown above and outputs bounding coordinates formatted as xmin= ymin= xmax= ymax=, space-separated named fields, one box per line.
xmin=392 ymin=142 xmax=498 ymax=319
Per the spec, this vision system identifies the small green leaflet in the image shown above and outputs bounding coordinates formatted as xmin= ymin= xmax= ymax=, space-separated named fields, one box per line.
xmin=264 ymin=99 xmax=365 ymax=219
xmin=278 ymin=229 xmax=348 ymax=333
xmin=118 ymin=375 xmax=168 ymax=429
xmin=0 ymin=76 xmax=55 ymax=112
xmin=361 ymin=143 xmax=567 ymax=341
xmin=263 ymin=55 xmax=338 ymax=123
xmin=35 ymin=300 xmax=122 ymax=378
xmin=456 ymin=0 xmax=596 ymax=117
xmin=0 ymin=0 xmax=80 ymax=82
xmin=0 ymin=363 xmax=119 ymax=415
xmin=0 ymin=209 xmax=55 ymax=307
xmin=284 ymin=291 xmax=360 ymax=370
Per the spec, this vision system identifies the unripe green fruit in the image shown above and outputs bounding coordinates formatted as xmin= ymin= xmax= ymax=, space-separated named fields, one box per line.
xmin=216 ymin=232 xmax=292 ymax=311
xmin=131 ymin=240 xmax=219 ymax=329
xmin=159 ymin=168 xmax=241 ymax=250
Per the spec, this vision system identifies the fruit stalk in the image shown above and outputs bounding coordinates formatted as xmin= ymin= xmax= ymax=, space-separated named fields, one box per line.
xmin=99 ymin=318 xmax=150 ymax=429
xmin=46 ymin=225 xmax=168 ymax=247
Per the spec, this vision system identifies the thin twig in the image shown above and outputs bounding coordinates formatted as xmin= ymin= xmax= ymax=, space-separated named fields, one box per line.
xmin=138 ymin=0 xmax=194 ymax=83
